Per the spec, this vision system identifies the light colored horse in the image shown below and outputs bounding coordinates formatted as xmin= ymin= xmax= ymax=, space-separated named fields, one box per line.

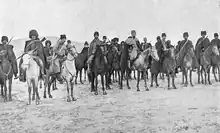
xmin=21 ymin=50 xmax=41 ymax=105
xmin=60 ymin=46 xmax=78 ymax=102
xmin=129 ymin=46 xmax=159 ymax=91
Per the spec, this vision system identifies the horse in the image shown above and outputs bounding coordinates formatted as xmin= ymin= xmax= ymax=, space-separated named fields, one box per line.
xmin=21 ymin=49 xmax=41 ymax=105
xmin=151 ymin=47 xmax=177 ymax=89
xmin=0 ymin=49 xmax=14 ymax=102
xmin=111 ymin=45 xmax=121 ymax=83
xmin=75 ymin=47 xmax=89 ymax=84
xmin=90 ymin=45 xmax=108 ymax=95
xmin=129 ymin=47 xmax=159 ymax=91
xmin=60 ymin=46 xmax=78 ymax=102
xmin=119 ymin=42 xmax=131 ymax=89
xmin=199 ymin=45 xmax=220 ymax=85
xmin=181 ymin=47 xmax=196 ymax=87
xmin=106 ymin=44 xmax=115 ymax=85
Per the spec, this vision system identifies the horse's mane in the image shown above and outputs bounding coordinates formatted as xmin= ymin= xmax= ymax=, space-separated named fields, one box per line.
xmin=204 ymin=44 xmax=215 ymax=56
xmin=80 ymin=47 xmax=88 ymax=54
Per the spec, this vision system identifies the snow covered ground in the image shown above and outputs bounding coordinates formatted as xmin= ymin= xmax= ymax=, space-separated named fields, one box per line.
xmin=0 ymin=72 xmax=220 ymax=133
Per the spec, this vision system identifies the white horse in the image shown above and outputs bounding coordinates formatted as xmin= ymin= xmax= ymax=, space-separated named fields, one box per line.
xmin=21 ymin=49 xmax=41 ymax=105
xmin=61 ymin=45 xmax=78 ymax=102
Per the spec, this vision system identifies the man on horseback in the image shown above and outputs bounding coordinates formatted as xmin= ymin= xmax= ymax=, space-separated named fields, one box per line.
xmin=176 ymin=32 xmax=198 ymax=71
xmin=51 ymin=34 xmax=67 ymax=82
xmin=142 ymin=37 xmax=152 ymax=50
xmin=0 ymin=36 xmax=18 ymax=79
xmin=18 ymin=29 xmax=47 ymax=81
xmin=195 ymin=31 xmax=211 ymax=64
xmin=87 ymin=31 xmax=107 ymax=74
xmin=125 ymin=30 xmax=142 ymax=52
xmin=211 ymin=33 xmax=220 ymax=49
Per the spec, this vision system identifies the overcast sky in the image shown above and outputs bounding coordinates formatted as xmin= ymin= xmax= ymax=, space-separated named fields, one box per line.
xmin=0 ymin=0 xmax=220 ymax=44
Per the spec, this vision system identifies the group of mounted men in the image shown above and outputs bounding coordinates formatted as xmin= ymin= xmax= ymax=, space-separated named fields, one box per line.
xmin=0 ymin=29 xmax=220 ymax=87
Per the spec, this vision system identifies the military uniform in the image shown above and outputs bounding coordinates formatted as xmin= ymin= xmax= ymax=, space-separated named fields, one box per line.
xmin=0 ymin=36 xmax=18 ymax=78
xmin=195 ymin=31 xmax=211 ymax=64
xmin=19 ymin=30 xmax=47 ymax=82
xmin=52 ymin=39 xmax=67 ymax=75
xmin=176 ymin=39 xmax=199 ymax=70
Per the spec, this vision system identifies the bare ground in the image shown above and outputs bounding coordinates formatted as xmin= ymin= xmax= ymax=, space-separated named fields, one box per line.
xmin=0 ymin=73 xmax=220 ymax=133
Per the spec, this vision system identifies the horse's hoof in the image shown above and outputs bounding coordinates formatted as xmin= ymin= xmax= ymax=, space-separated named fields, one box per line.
xmin=103 ymin=91 xmax=107 ymax=95
xmin=27 ymin=103 xmax=30 ymax=105
xmin=67 ymin=98 xmax=71 ymax=102
xmin=72 ymin=97 xmax=77 ymax=101
xmin=156 ymin=84 xmax=159 ymax=87
xmin=4 ymin=98 xmax=7 ymax=102
xmin=94 ymin=92 xmax=98 ymax=95
xmin=150 ymin=84 xmax=153 ymax=87
xmin=49 ymin=95 xmax=53 ymax=98
xmin=53 ymin=88 xmax=58 ymax=91
xmin=184 ymin=84 xmax=188 ymax=87
xmin=173 ymin=86 xmax=177 ymax=89
xmin=168 ymin=87 xmax=171 ymax=90
xmin=137 ymin=89 xmax=140 ymax=92
xmin=209 ymin=82 xmax=212 ymax=85
xmin=9 ymin=97 xmax=12 ymax=101
xmin=43 ymin=95 xmax=47 ymax=99
xmin=80 ymin=81 xmax=84 ymax=84
xmin=145 ymin=88 xmax=149 ymax=91
xmin=191 ymin=84 xmax=194 ymax=87
xmin=119 ymin=87 xmax=122 ymax=90
xmin=128 ymin=86 xmax=131 ymax=89
xmin=32 ymin=97 xmax=35 ymax=101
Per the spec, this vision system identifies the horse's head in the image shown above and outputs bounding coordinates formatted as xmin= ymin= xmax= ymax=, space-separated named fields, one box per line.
xmin=96 ymin=45 xmax=105 ymax=56
xmin=167 ymin=47 xmax=176 ymax=59
xmin=150 ymin=46 xmax=159 ymax=61
xmin=212 ymin=45 xmax=220 ymax=56
xmin=129 ymin=46 xmax=138 ymax=60
xmin=187 ymin=47 xmax=195 ymax=57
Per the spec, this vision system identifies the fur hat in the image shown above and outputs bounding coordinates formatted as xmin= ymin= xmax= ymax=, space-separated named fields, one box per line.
xmin=94 ymin=31 xmax=99 ymax=36
xmin=156 ymin=36 xmax=161 ymax=40
xmin=183 ymin=32 xmax=189 ymax=37
xmin=45 ymin=40 xmax=52 ymax=46
xmin=214 ymin=33 xmax=218 ymax=37
xmin=103 ymin=36 xmax=107 ymax=39
xmin=201 ymin=31 xmax=207 ymax=35
xmin=1 ymin=36 xmax=8 ymax=42
xmin=29 ymin=29 xmax=39 ymax=39
xmin=162 ymin=33 xmax=166 ymax=37
xmin=67 ymin=40 xmax=71 ymax=44
xmin=60 ymin=34 xmax=66 ymax=40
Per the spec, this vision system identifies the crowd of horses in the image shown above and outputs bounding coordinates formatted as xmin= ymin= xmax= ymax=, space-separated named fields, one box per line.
xmin=1 ymin=40 xmax=220 ymax=105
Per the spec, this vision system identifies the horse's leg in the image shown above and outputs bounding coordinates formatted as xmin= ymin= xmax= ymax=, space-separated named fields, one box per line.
xmin=172 ymin=72 xmax=177 ymax=89
xmin=119 ymin=70 xmax=124 ymax=89
xmin=32 ymin=82 xmax=36 ymax=101
xmin=1 ymin=85 xmax=4 ymax=96
xmin=3 ymin=81 xmax=7 ymax=102
xmin=39 ymin=79 xmax=42 ymax=89
xmin=8 ymin=78 xmax=12 ymax=101
xmin=197 ymin=67 xmax=200 ymax=84
xmin=218 ymin=66 xmax=220 ymax=82
xmin=28 ymin=82 xmax=31 ymax=105
xmin=66 ymin=80 xmax=71 ymax=102
xmin=133 ymin=70 xmax=136 ymax=80
xmin=101 ymin=75 xmax=107 ymax=95
xmin=144 ymin=70 xmax=149 ymax=91
xmin=35 ymin=81 xmax=40 ymax=105
xmin=137 ymin=71 xmax=140 ymax=91
xmin=184 ymin=69 xmax=188 ymax=87
xmin=48 ymin=77 xmax=53 ymax=98
xmin=80 ymin=70 xmax=83 ymax=84
xmin=146 ymin=71 xmax=149 ymax=80
xmin=208 ymin=68 xmax=211 ymax=85
xmin=94 ymin=74 xmax=98 ymax=95
xmin=126 ymin=69 xmax=131 ymax=89
xmin=213 ymin=66 xmax=218 ymax=82
xmin=84 ymin=68 xmax=87 ymax=81
xmin=75 ymin=70 xmax=79 ymax=84
xmin=204 ymin=68 xmax=207 ymax=85
xmin=190 ymin=70 xmax=194 ymax=87
xmin=117 ymin=70 xmax=120 ymax=85
xmin=91 ymin=73 xmax=95 ymax=92
xmin=167 ymin=74 xmax=171 ymax=90
xmin=201 ymin=67 xmax=204 ymax=84
xmin=155 ymin=73 xmax=159 ymax=87
xmin=182 ymin=71 xmax=184 ymax=85
xmin=70 ymin=81 xmax=77 ymax=101
xmin=150 ymin=73 xmax=154 ymax=87
xmin=105 ymin=73 xmax=111 ymax=90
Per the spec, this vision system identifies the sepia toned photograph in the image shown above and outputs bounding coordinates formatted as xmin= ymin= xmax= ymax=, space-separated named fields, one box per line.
xmin=0 ymin=0 xmax=220 ymax=132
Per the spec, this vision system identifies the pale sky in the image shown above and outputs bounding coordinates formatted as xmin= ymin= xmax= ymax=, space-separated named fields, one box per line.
xmin=0 ymin=0 xmax=220 ymax=44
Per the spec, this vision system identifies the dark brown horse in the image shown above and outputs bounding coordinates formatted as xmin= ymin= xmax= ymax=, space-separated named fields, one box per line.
xmin=75 ymin=47 xmax=88 ymax=84
xmin=150 ymin=47 xmax=177 ymax=89
xmin=111 ymin=45 xmax=121 ymax=83
xmin=0 ymin=49 xmax=14 ymax=102
xmin=90 ymin=45 xmax=108 ymax=95
xmin=119 ymin=42 xmax=131 ymax=89
xmin=199 ymin=45 xmax=220 ymax=85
